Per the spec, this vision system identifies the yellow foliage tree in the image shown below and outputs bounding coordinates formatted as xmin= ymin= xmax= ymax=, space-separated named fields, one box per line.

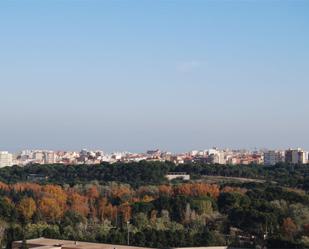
xmin=17 ymin=197 xmax=37 ymax=221
xmin=38 ymin=197 xmax=62 ymax=222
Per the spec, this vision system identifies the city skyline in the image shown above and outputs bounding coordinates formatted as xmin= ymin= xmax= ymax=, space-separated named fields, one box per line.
xmin=1 ymin=146 xmax=309 ymax=154
xmin=1 ymin=147 xmax=308 ymax=168
xmin=1 ymin=1 xmax=309 ymax=152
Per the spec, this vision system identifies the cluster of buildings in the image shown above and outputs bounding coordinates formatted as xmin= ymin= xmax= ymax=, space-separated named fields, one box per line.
xmin=264 ymin=148 xmax=309 ymax=165
xmin=0 ymin=148 xmax=308 ymax=168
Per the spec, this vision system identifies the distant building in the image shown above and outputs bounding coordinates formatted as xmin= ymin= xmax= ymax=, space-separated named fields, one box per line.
xmin=27 ymin=174 xmax=49 ymax=182
xmin=33 ymin=151 xmax=45 ymax=164
xmin=285 ymin=148 xmax=308 ymax=164
xmin=207 ymin=149 xmax=226 ymax=164
xmin=190 ymin=150 xmax=199 ymax=156
xmin=44 ymin=151 xmax=56 ymax=164
xmin=147 ymin=149 xmax=161 ymax=155
xmin=165 ymin=172 xmax=190 ymax=181
xmin=170 ymin=156 xmax=185 ymax=164
xmin=0 ymin=151 xmax=13 ymax=167
xmin=264 ymin=151 xmax=284 ymax=166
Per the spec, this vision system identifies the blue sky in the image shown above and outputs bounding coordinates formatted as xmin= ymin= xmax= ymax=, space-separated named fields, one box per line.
xmin=1 ymin=0 xmax=309 ymax=152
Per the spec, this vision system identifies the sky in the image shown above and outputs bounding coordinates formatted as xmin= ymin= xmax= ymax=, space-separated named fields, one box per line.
xmin=0 ymin=0 xmax=309 ymax=153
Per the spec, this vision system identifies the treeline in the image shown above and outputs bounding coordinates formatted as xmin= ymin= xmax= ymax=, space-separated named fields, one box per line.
xmin=0 ymin=182 xmax=224 ymax=248
xmin=175 ymin=163 xmax=309 ymax=190
xmin=0 ymin=162 xmax=309 ymax=189
xmin=0 ymin=162 xmax=308 ymax=248
xmin=0 ymin=181 xmax=308 ymax=248
xmin=0 ymin=162 xmax=172 ymax=187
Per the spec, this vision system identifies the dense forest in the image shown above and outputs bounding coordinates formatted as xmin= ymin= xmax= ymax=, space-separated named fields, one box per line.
xmin=0 ymin=162 xmax=309 ymax=189
xmin=0 ymin=162 xmax=308 ymax=249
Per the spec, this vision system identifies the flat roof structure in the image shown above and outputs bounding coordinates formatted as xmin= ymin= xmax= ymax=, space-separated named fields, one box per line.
xmin=12 ymin=238 xmax=152 ymax=249
xmin=13 ymin=238 xmax=228 ymax=249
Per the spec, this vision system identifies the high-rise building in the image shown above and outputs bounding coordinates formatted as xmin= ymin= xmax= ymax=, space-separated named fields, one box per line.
xmin=299 ymin=151 xmax=309 ymax=164
xmin=0 ymin=151 xmax=13 ymax=167
xmin=285 ymin=148 xmax=308 ymax=164
xmin=264 ymin=151 xmax=284 ymax=166
xmin=207 ymin=149 xmax=226 ymax=164
xmin=44 ymin=151 xmax=56 ymax=164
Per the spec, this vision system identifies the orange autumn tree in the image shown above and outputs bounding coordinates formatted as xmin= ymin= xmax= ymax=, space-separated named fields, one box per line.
xmin=158 ymin=185 xmax=172 ymax=197
xmin=111 ymin=185 xmax=132 ymax=202
xmin=86 ymin=185 xmax=100 ymax=218
xmin=173 ymin=183 xmax=191 ymax=196
xmin=68 ymin=191 xmax=90 ymax=217
xmin=173 ymin=183 xmax=220 ymax=198
xmin=282 ymin=217 xmax=298 ymax=239
xmin=17 ymin=197 xmax=37 ymax=221
xmin=118 ymin=202 xmax=132 ymax=222
xmin=12 ymin=183 xmax=42 ymax=195
xmin=38 ymin=185 xmax=68 ymax=222
xmin=98 ymin=197 xmax=117 ymax=222
xmin=221 ymin=186 xmax=247 ymax=195
xmin=191 ymin=183 xmax=220 ymax=198
xmin=0 ymin=182 xmax=9 ymax=191
xmin=86 ymin=185 xmax=100 ymax=200
xmin=41 ymin=185 xmax=67 ymax=212
xmin=39 ymin=197 xmax=63 ymax=222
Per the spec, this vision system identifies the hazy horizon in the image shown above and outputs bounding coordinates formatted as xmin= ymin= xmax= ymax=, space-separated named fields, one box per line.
xmin=1 ymin=1 xmax=309 ymax=152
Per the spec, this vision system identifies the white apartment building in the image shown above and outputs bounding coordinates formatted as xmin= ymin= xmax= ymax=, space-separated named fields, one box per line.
xmin=44 ymin=151 xmax=56 ymax=164
xmin=208 ymin=149 xmax=226 ymax=164
xmin=0 ymin=151 xmax=13 ymax=167
xmin=300 ymin=151 xmax=309 ymax=164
